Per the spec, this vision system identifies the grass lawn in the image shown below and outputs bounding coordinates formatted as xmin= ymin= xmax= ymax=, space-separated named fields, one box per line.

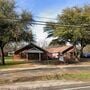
xmin=30 ymin=72 xmax=90 ymax=82
xmin=0 ymin=58 xmax=66 ymax=69
xmin=0 ymin=56 xmax=90 ymax=69
xmin=0 ymin=56 xmax=30 ymax=69
xmin=0 ymin=57 xmax=90 ymax=84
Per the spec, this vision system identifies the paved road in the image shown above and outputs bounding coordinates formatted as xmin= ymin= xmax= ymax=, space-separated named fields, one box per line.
xmin=33 ymin=83 xmax=90 ymax=90
xmin=0 ymin=65 xmax=90 ymax=84
xmin=0 ymin=65 xmax=90 ymax=75
xmin=31 ymin=85 xmax=90 ymax=90
xmin=32 ymin=86 xmax=90 ymax=90
xmin=0 ymin=81 xmax=90 ymax=90
xmin=0 ymin=65 xmax=90 ymax=90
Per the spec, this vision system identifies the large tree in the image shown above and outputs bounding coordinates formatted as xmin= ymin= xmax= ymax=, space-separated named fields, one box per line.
xmin=45 ymin=5 xmax=90 ymax=59
xmin=0 ymin=0 xmax=33 ymax=65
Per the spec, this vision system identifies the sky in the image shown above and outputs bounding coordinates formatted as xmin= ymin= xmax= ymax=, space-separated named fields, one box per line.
xmin=15 ymin=0 xmax=90 ymax=45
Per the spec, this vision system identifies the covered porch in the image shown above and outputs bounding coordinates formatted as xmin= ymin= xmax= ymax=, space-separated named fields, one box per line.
xmin=22 ymin=48 xmax=44 ymax=61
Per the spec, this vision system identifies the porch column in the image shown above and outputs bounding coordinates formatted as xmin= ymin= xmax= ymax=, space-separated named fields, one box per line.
xmin=39 ymin=53 xmax=41 ymax=61
xmin=26 ymin=53 xmax=29 ymax=61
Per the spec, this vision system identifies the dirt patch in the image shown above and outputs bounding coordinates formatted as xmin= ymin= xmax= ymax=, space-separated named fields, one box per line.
xmin=0 ymin=67 xmax=90 ymax=85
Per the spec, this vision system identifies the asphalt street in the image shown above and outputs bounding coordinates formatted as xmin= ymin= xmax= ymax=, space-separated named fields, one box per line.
xmin=0 ymin=82 xmax=90 ymax=90
xmin=0 ymin=65 xmax=90 ymax=90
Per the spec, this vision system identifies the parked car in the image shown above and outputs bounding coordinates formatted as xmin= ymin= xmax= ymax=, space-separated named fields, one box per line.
xmin=83 ymin=53 xmax=90 ymax=58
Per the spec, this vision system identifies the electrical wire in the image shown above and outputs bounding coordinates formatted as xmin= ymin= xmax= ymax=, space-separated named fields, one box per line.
xmin=0 ymin=17 xmax=90 ymax=27
xmin=33 ymin=16 xmax=58 ymax=20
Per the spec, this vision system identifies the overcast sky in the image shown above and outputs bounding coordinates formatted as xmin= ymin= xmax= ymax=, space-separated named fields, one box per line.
xmin=15 ymin=0 xmax=90 ymax=43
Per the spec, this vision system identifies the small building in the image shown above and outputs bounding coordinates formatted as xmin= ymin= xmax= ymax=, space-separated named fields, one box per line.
xmin=14 ymin=42 xmax=76 ymax=63
xmin=14 ymin=42 xmax=49 ymax=61
xmin=46 ymin=45 xmax=76 ymax=63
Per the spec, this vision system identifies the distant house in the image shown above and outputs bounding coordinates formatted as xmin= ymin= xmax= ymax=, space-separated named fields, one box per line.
xmin=46 ymin=45 xmax=76 ymax=62
xmin=14 ymin=42 xmax=49 ymax=61
xmin=14 ymin=42 xmax=76 ymax=63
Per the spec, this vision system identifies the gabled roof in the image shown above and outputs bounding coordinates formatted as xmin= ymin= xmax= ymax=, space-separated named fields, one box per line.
xmin=14 ymin=42 xmax=48 ymax=54
xmin=23 ymin=47 xmax=44 ymax=53
xmin=46 ymin=45 xmax=74 ymax=54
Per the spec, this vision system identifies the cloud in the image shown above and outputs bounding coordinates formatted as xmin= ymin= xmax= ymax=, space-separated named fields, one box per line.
xmin=32 ymin=9 xmax=61 ymax=46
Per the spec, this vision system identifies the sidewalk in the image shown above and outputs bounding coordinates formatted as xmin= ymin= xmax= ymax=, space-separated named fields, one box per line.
xmin=0 ymin=80 xmax=85 ymax=89
xmin=0 ymin=64 xmax=90 ymax=72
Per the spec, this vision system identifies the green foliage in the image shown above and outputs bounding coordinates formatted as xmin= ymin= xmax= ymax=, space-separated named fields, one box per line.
xmin=45 ymin=5 xmax=90 ymax=48
xmin=45 ymin=5 xmax=90 ymax=45
xmin=57 ymin=6 xmax=90 ymax=43
xmin=0 ymin=0 xmax=33 ymax=44
xmin=0 ymin=0 xmax=33 ymax=64
xmin=44 ymin=5 xmax=90 ymax=59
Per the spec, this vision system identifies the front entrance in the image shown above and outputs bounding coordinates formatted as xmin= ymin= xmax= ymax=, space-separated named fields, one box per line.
xmin=28 ymin=53 xmax=39 ymax=60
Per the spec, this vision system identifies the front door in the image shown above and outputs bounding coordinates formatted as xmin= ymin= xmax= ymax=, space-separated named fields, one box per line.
xmin=28 ymin=53 xmax=39 ymax=60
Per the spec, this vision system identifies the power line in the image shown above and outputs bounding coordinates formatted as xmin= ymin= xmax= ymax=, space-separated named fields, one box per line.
xmin=0 ymin=18 xmax=90 ymax=27
xmin=33 ymin=20 xmax=90 ymax=26
xmin=33 ymin=20 xmax=58 ymax=24
xmin=34 ymin=15 xmax=90 ymax=20
xmin=32 ymin=20 xmax=90 ymax=27
xmin=31 ymin=22 xmax=46 ymax=25
xmin=31 ymin=22 xmax=90 ymax=27
xmin=33 ymin=16 xmax=58 ymax=21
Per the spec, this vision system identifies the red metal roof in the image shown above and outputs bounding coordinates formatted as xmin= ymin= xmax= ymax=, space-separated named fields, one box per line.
xmin=46 ymin=45 xmax=74 ymax=53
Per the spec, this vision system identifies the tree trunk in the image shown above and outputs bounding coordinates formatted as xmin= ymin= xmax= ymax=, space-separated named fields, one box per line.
xmin=80 ymin=38 xmax=86 ymax=58
xmin=0 ymin=47 xmax=5 ymax=65
xmin=80 ymin=47 xmax=84 ymax=58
